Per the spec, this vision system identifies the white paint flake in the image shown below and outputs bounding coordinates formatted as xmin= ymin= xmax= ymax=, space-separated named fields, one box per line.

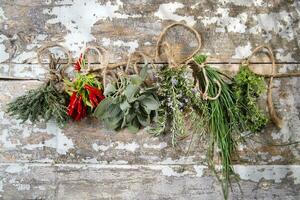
xmin=43 ymin=0 xmax=141 ymax=54
xmin=232 ymin=42 xmax=252 ymax=59
xmin=249 ymin=11 xmax=295 ymax=41
xmin=143 ymin=142 xmax=167 ymax=149
xmin=115 ymin=141 xmax=140 ymax=152
xmin=194 ymin=165 xmax=206 ymax=177
xmin=0 ymin=7 xmax=7 ymax=21
xmin=0 ymin=34 xmax=9 ymax=63
xmin=23 ymin=121 xmax=74 ymax=155
xmin=154 ymin=2 xmax=196 ymax=26
xmin=219 ymin=0 xmax=265 ymax=7
xmin=102 ymin=38 xmax=139 ymax=53
xmin=275 ymin=48 xmax=296 ymax=62
xmin=5 ymin=164 xmax=30 ymax=174
xmin=0 ymin=129 xmax=21 ymax=149
xmin=200 ymin=8 xmax=247 ymax=33
xmin=92 ymin=143 xmax=113 ymax=152
xmin=235 ymin=165 xmax=300 ymax=184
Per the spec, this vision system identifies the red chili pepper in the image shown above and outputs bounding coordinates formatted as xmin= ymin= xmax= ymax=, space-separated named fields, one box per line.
xmin=88 ymin=93 xmax=96 ymax=107
xmin=84 ymin=84 xmax=102 ymax=96
xmin=84 ymin=84 xmax=105 ymax=108
xmin=74 ymin=53 xmax=83 ymax=72
xmin=67 ymin=92 xmax=78 ymax=116
xmin=74 ymin=96 xmax=83 ymax=121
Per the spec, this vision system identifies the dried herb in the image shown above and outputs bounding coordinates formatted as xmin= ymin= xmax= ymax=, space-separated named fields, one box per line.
xmin=150 ymin=66 xmax=205 ymax=145
xmin=94 ymin=65 xmax=160 ymax=132
xmin=233 ymin=65 xmax=268 ymax=132
xmin=7 ymin=57 xmax=69 ymax=126
xmin=194 ymin=55 xmax=245 ymax=200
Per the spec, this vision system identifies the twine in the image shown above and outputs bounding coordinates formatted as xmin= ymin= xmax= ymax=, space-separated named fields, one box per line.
xmin=125 ymin=51 xmax=155 ymax=74
xmin=155 ymin=22 xmax=202 ymax=67
xmin=37 ymin=42 xmax=72 ymax=81
xmin=245 ymin=45 xmax=283 ymax=129
xmin=187 ymin=58 xmax=222 ymax=100
xmin=79 ymin=45 xmax=109 ymax=88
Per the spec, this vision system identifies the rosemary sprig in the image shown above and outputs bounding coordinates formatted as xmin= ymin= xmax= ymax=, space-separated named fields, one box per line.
xmin=7 ymin=82 xmax=69 ymax=126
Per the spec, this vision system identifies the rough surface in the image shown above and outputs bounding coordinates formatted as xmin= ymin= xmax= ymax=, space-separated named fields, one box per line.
xmin=0 ymin=0 xmax=300 ymax=199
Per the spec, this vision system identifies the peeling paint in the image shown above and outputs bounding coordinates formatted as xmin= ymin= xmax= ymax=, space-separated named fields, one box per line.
xmin=200 ymin=8 xmax=247 ymax=33
xmin=143 ymin=142 xmax=167 ymax=149
xmin=23 ymin=121 xmax=74 ymax=155
xmin=232 ymin=42 xmax=252 ymax=59
xmin=115 ymin=141 xmax=140 ymax=152
xmin=219 ymin=0 xmax=265 ymax=7
xmin=276 ymin=49 xmax=296 ymax=62
xmin=92 ymin=143 xmax=113 ymax=152
xmin=43 ymin=0 xmax=141 ymax=54
xmin=0 ymin=34 xmax=9 ymax=63
xmin=193 ymin=165 xmax=206 ymax=177
xmin=234 ymin=165 xmax=300 ymax=184
xmin=102 ymin=38 xmax=139 ymax=53
xmin=5 ymin=164 xmax=29 ymax=174
xmin=249 ymin=11 xmax=295 ymax=41
xmin=154 ymin=2 xmax=196 ymax=26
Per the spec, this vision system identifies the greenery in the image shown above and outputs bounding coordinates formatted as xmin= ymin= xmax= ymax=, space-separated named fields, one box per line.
xmin=64 ymin=73 xmax=103 ymax=109
xmin=7 ymin=82 xmax=69 ymax=126
xmin=94 ymin=65 xmax=160 ymax=132
xmin=149 ymin=66 xmax=205 ymax=145
xmin=233 ymin=65 xmax=268 ymax=132
xmin=194 ymin=54 xmax=246 ymax=200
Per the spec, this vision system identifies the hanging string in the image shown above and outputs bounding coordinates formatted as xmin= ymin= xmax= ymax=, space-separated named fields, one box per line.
xmin=244 ymin=45 xmax=283 ymax=129
xmin=37 ymin=42 xmax=71 ymax=82
xmin=155 ymin=22 xmax=202 ymax=66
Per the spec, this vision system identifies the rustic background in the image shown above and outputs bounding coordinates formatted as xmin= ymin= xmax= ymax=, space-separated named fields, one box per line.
xmin=0 ymin=0 xmax=300 ymax=199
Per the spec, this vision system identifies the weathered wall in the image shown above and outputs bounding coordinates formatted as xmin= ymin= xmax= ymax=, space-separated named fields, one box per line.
xmin=0 ymin=0 xmax=300 ymax=199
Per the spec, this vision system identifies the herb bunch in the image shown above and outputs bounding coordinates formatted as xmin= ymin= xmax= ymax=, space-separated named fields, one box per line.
xmin=150 ymin=66 xmax=205 ymax=145
xmin=94 ymin=65 xmax=160 ymax=132
xmin=194 ymin=55 xmax=245 ymax=200
xmin=233 ymin=65 xmax=268 ymax=132
xmin=7 ymin=57 xmax=69 ymax=126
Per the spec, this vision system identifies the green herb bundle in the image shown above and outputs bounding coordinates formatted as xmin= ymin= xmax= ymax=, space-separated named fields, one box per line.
xmin=94 ymin=65 xmax=160 ymax=132
xmin=150 ymin=66 xmax=205 ymax=145
xmin=7 ymin=80 xmax=69 ymax=126
xmin=233 ymin=65 xmax=268 ymax=132
xmin=193 ymin=55 xmax=246 ymax=199
xmin=7 ymin=56 xmax=69 ymax=126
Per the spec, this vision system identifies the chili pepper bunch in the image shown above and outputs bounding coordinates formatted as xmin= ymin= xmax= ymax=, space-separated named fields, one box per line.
xmin=64 ymin=54 xmax=105 ymax=121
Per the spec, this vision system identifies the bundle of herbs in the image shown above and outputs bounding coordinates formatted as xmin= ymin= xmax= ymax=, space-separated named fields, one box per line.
xmin=233 ymin=64 xmax=268 ymax=132
xmin=150 ymin=65 xmax=205 ymax=146
xmin=7 ymin=56 xmax=69 ymax=126
xmin=94 ymin=65 xmax=160 ymax=132
xmin=193 ymin=55 xmax=246 ymax=199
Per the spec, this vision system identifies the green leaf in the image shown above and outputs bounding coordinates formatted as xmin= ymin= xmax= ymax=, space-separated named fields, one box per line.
xmin=137 ymin=113 xmax=150 ymax=126
xmin=124 ymin=84 xmax=139 ymax=102
xmin=140 ymin=95 xmax=160 ymax=111
xmin=127 ymin=123 xmax=139 ymax=133
xmin=120 ymin=100 xmax=131 ymax=111
xmin=139 ymin=65 xmax=148 ymax=80
xmin=94 ymin=97 xmax=113 ymax=118
xmin=104 ymin=83 xmax=116 ymax=96
xmin=130 ymin=75 xmax=143 ymax=86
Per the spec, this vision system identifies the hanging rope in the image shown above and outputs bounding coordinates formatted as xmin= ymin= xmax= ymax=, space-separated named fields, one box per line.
xmin=244 ymin=45 xmax=283 ymax=129
xmin=155 ymin=22 xmax=202 ymax=66
xmin=37 ymin=42 xmax=71 ymax=83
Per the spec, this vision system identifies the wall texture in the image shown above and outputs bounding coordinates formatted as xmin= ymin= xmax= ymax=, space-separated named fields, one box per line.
xmin=0 ymin=0 xmax=300 ymax=199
